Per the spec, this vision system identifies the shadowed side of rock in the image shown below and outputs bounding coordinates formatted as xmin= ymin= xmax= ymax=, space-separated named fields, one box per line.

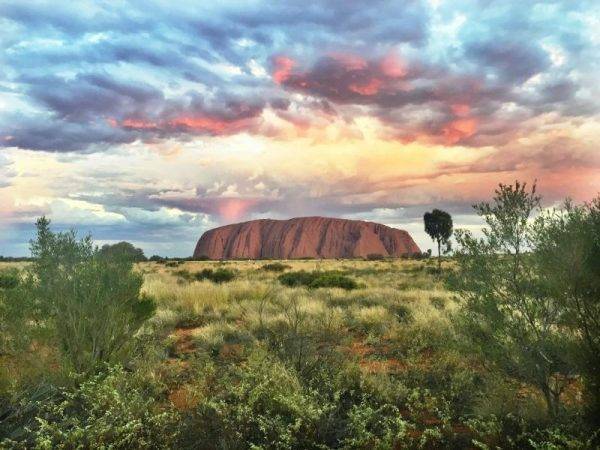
xmin=193 ymin=217 xmax=421 ymax=260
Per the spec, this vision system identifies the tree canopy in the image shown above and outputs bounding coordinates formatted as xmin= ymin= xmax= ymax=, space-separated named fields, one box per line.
xmin=99 ymin=241 xmax=146 ymax=262
xmin=424 ymin=209 xmax=453 ymax=269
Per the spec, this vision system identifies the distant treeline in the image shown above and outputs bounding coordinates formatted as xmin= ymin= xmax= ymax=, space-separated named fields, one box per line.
xmin=0 ymin=253 xmax=432 ymax=263
xmin=2 ymin=245 xmax=432 ymax=263
xmin=152 ymin=251 xmax=432 ymax=262
xmin=0 ymin=256 xmax=34 ymax=262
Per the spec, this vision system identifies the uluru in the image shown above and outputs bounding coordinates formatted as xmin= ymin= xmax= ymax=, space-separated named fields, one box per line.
xmin=193 ymin=217 xmax=421 ymax=260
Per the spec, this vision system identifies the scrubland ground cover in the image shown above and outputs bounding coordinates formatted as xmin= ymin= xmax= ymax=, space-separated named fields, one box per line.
xmin=1 ymin=257 xmax=595 ymax=448
xmin=1 ymin=183 xmax=599 ymax=449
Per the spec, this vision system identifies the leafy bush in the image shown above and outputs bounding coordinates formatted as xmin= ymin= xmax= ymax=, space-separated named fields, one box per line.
xmin=389 ymin=303 xmax=413 ymax=323
xmin=18 ymin=217 xmax=156 ymax=373
xmin=366 ymin=253 xmax=385 ymax=261
xmin=277 ymin=270 xmax=316 ymax=287
xmin=278 ymin=270 xmax=358 ymax=290
xmin=450 ymin=183 xmax=574 ymax=417
xmin=310 ymin=272 xmax=358 ymax=290
xmin=2 ymin=366 xmax=179 ymax=448
xmin=261 ymin=262 xmax=291 ymax=272
xmin=429 ymin=296 xmax=446 ymax=310
xmin=533 ymin=197 xmax=600 ymax=424
xmin=99 ymin=241 xmax=147 ymax=262
xmin=193 ymin=268 xmax=235 ymax=283
xmin=180 ymin=351 xmax=323 ymax=448
xmin=0 ymin=269 xmax=20 ymax=289
xmin=466 ymin=414 xmax=597 ymax=449
xmin=0 ymin=278 xmax=37 ymax=371
xmin=342 ymin=402 xmax=409 ymax=449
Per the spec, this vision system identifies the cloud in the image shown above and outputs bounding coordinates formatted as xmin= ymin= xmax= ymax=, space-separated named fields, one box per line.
xmin=2 ymin=0 xmax=598 ymax=151
xmin=465 ymin=39 xmax=550 ymax=84
xmin=0 ymin=0 xmax=598 ymax=256
xmin=0 ymin=153 xmax=16 ymax=188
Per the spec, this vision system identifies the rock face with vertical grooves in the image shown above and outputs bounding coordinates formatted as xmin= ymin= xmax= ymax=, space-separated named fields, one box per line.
xmin=193 ymin=217 xmax=421 ymax=260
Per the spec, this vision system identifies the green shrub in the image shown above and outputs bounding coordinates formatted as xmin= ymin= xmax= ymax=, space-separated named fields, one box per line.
xmin=366 ymin=253 xmax=385 ymax=261
xmin=180 ymin=351 xmax=323 ymax=448
xmin=192 ymin=268 xmax=235 ymax=283
xmin=466 ymin=414 xmax=596 ymax=449
xmin=310 ymin=272 xmax=358 ymax=290
xmin=210 ymin=268 xmax=235 ymax=283
xmin=261 ymin=262 xmax=291 ymax=272
xmin=278 ymin=270 xmax=358 ymax=290
xmin=342 ymin=402 xmax=409 ymax=449
xmin=0 ymin=269 xmax=20 ymax=289
xmin=277 ymin=270 xmax=316 ymax=287
xmin=175 ymin=269 xmax=193 ymax=282
xmin=389 ymin=303 xmax=413 ymax=323
xmin=450 ymin=182 xmax=574 ymax=418
xmin=99 ymin=241 xmax=146 ymax=262
xmin=21 ymin=217 xmax=156 ymax=373
xmin=429 ymin=296 xmax=446 ymax=310
xmin=2 ymin=366 xmax=179 ymax=448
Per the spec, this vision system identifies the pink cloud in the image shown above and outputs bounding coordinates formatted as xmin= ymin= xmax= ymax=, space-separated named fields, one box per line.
xmin=169 ymin=116 xmax=232 ymax=133
xmin=272 ymin=56 xmax=296 ymax=84
xmin=121 ymin=118 xmax=159 ymax=129
xmin=451 ymin=103 xmax=471 ymax=117
xmin=442 ymin=118 xmax=479 ymax=144
xmin=218 ymin=198 xmax=258 ymax=222
xmin=110 ymin=106 xmax=263 ymax=136
xmin=327 ymin=53 xmax=368 ymax=70
xmin=380 ymin=52 xmax=407 ymax=78
xmin=277 ymin=52 xmax=408 ymax=101
xmin=349 ymin=78 xmax=382 ymax=95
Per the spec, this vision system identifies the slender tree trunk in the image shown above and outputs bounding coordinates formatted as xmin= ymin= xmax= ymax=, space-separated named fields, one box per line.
xmin=584 ymin=367 xmax=600 ymax=427
xmin=437 ymin=239 xmax=441 ymax=271
xmin=541 ymin=384 xmax=560 ymax=418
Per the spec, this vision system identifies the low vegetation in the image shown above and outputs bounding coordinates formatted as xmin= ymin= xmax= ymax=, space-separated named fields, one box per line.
xmin=261 ymin=262 xmax=292 ymax=272
xmin=0 ymin=182 xmax=599 ymax=449
xmin=99 ymin=241 xmax=147 ymax=262
xmin=176 ymin=267 xmax=236 ymax=283
xmin=278 ymin=270 xmax=359 ymax=290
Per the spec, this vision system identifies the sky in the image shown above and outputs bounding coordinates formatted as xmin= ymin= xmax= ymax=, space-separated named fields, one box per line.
xmin=0 ymin=0 xmax=599 ymax=256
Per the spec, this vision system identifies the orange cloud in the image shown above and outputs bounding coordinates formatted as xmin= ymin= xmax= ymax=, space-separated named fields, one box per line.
xmin=442 ymin=118 xmax=478 ymax=144
xmin=110 ymin=113 xmax=257 ymax=135
xmin=169 ymin=116 xmax=231 ymax=133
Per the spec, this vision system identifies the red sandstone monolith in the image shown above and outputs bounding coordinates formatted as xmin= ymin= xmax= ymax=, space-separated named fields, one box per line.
xmin=193 ymin=217 xmax=420 ymax=259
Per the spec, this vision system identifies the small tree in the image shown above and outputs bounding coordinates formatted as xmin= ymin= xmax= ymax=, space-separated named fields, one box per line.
xmin=24 ymin=217 xmax=155 ymax=373
xmin=99 ymin=241 xmax=146 ymax=262
xmin=533 ymin=197 xmax=600 ymax=424
xmin=423 ymin=209 xmax=453 ymax=269
xmin=449 ymin=182 xmax=574 ymax=417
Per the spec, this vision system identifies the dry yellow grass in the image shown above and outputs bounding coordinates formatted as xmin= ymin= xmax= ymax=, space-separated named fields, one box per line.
xmin=138 ymin=258 xmax=453 ymax=366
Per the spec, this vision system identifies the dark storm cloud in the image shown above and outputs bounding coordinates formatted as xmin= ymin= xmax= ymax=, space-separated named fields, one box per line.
xmin=1 ymin=115 xmax=137 ymax=152
xmin=21 ymin=73 xmax=165 ymax=121
xmin=464 ymin=39 xmax=550 ymax=84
